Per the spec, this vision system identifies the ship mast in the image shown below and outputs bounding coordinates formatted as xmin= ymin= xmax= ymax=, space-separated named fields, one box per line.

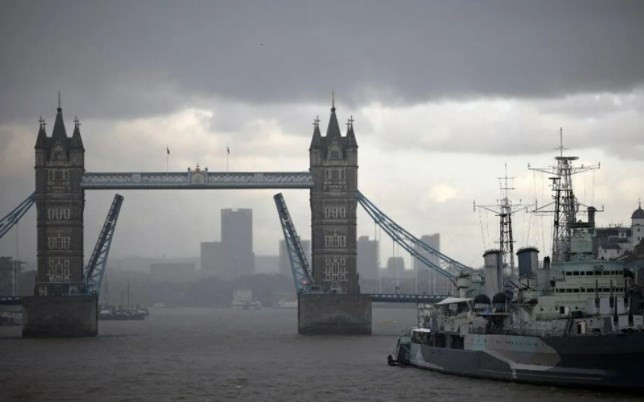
xmin=474 ymin=164 xmax=527 ymax=281
xmin=529 ymin=128 xmax=599 ymax=262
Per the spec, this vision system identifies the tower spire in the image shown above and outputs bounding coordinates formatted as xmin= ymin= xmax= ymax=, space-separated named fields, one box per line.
xmin=309 ymin=115 xmax=322 ymax=150
xmin=326 ymin=95 xmax=341 ymax=139
xmin=35 ymin=116 xmax=48 ymax=148
xmin=346 ymin=115 xmax=358 ymax=148
xmin=52 ymin=98 xmax=68 ymax=140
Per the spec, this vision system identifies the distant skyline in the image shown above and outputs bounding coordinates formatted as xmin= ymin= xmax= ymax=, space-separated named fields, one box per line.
xmin=1 ymin=1 xmax=643 ymax=269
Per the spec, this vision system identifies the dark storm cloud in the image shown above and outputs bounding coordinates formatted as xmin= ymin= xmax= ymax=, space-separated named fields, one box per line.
xmin=1 ymin=0 xmax=643 ymax=121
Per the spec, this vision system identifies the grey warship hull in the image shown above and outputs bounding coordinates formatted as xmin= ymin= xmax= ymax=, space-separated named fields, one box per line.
xmin=406 ymin=331 xmax=644 ymax=390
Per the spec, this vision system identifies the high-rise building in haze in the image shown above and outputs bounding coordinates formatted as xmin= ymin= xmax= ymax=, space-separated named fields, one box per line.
xmin=222 ymin=208 xmax=254 ymax=278
xmin=200 ymin=208 xmax=254 ymax=280
xmin=413 ymin=233 xmax=450 ymax=294
xmin=357 ymin=236 xmax=379 ymax=280
xmin=357 ymin=235 xmax=379 ymax=293
xmin=385 ymin=256 xmax=405 ymax=277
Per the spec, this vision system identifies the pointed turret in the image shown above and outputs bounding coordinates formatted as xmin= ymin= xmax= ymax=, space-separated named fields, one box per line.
xmin=70 ymin=116 xmax=85 ymax=150
xmin=345 ymin=116 xmax=358 ymax=148
xmin=51 ymin=106 xmax=68 ymax=141
xmin=35 ymin=116 xmax=48 ymax=149
xmin=309 ymin=116 xmax=322 ymax=151
xmin=326 ymin=96 xmax=342 ymax=139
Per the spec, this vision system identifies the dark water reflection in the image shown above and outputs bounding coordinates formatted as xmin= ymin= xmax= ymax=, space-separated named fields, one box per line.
xmin=0 ymin=307 xmax=640 ymax=401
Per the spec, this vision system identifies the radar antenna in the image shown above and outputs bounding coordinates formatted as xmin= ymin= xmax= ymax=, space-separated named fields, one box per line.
xmin=474 ymin=164 xmax=529 ymax=281
xmin=528 ymin=128 xmax=599 ymax=262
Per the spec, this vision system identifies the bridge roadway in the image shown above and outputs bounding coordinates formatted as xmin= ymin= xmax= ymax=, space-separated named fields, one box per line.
xmin=2 ymin=294 xmax=447 ymax=306
xmin=368 ymin=293 xmax=446 ymax=303
xmin=81 ymin=171 xmax=314 ymax=190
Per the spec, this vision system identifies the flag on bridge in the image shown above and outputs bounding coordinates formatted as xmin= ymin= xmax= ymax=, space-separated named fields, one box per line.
xmin=167 ymin=146 xmax=170 ymax=155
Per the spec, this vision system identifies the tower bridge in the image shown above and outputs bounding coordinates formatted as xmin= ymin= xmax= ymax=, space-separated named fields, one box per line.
xmin=2 ymin=100 xmax=461 ymax=337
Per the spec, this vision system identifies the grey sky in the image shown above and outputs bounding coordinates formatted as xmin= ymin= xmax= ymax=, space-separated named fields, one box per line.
xmin=2 ymin=1 xmax=644 ymax=120
xmin=1 ymin=1 xmax=643 ymax=267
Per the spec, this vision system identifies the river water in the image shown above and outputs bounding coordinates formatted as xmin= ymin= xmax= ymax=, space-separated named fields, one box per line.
xmin=0 ymin=306 xmax=640 ymax=401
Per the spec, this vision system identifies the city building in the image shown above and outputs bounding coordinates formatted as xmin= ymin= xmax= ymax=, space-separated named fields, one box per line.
xmin=149 ymin=262 xmax=196 ymax=283
xmin=412 ymin=233 xmax=451 ymax=294
xmin=594 ymin=204 xmax=644 ymax=260
xmin=357 ymin=236 xmax=379 ymax=280
xmin=200 ymin=208 xmax=255 ymax=280
xmin=385 ymin=256 xmax=406 ymax=278
xmin=255 ymin=255 xmax=279 ymax=274
xmin=201 ymin=241 xmax=224 ymax=272
xmin=0 ymin=257 xmax=24 ymax=295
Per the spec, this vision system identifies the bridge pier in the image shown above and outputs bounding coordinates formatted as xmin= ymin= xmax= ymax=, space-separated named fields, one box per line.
xmin=298 ymin=293 xmax=371 ymax=335
xmin=22 ymin=295 xmax=98 ymax=337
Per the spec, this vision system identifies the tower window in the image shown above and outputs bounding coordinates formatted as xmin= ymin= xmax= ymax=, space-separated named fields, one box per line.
xmin=325 ymin=168 xmax=345 ymax=181
xmin=47 ymin=258 xmax=71 ymax=282
xmin=48 ymin=235 xmax=71 ymax=249
xmin=48 ymin=169 xmax=69 ymax=182
xmin=48 ymin=207 xmax=71 ymax=220
xmin=323 ymin=257 xmax=347 ymax=282
xmin=325 ymin=234 xmax=347 ymax=248
xmin=324 ymin=206 xmax=347 ymax=219
xmin=330 ymin=150 xmax=339 ymax=159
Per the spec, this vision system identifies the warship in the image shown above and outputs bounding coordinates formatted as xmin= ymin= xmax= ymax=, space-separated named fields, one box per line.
xmin=389 ymin=145 xmax=644 ymax=390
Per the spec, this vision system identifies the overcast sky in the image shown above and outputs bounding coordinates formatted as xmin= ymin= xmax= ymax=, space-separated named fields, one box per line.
xmin=1 ymin=0 xmax=643 ymax=271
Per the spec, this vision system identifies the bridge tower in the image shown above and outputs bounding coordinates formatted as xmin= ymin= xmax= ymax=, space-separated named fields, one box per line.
xmin=34 ymin=105 xmax=85 ymax=296
xmin=309 ymin=101 xmax=359 ymax=294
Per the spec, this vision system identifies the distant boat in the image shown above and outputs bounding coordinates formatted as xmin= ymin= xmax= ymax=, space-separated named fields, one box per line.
xmin=231 ymin=289 xmax=262 ymax=310
xmin=98 ymin=305 xmax=114 ymax=320
xmin=275 ymin=300 xmax=297 ymax=309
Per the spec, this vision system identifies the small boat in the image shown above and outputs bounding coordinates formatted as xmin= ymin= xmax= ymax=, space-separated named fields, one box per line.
xmin=275 ymin=300 xmax=298 ymax=309
xmin=98 ymin=305 xmax=114 ymax=320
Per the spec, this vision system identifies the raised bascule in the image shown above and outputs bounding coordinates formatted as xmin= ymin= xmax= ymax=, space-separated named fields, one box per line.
xmin=1 ymin=97 xmax=465 ymax=336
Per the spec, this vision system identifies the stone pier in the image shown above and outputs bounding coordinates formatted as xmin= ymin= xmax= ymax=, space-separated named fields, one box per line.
xmin=298 ymin=294 xmax=372 ymax=335
xmin=22 ymin=295 xmax=98 ymax=337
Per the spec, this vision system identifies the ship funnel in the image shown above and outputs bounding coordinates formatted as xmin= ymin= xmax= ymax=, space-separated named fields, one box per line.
xmin=588 ymin=206 xmax=596 ymax=228
xmin=517 ymin=247 xmax=539 ymax=278
xmin=483 ymin=249 xmax=502 ymax=298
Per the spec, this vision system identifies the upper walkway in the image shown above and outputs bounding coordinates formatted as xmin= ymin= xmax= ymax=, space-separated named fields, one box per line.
xmin=81 ymin=171 xmax=313 ymax=190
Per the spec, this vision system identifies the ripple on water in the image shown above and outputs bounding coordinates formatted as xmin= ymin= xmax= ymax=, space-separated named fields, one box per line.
xmin=1 ymin=307 xmax=641 ymax=401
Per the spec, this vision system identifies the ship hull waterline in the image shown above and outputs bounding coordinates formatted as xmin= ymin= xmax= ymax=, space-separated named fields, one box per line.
xmin=404 ymin=332 xmax=644 ymax=391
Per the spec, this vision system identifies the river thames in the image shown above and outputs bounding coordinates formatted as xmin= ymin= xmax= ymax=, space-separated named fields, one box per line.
xmin=0 ymin=307 xmax=640 ymax=401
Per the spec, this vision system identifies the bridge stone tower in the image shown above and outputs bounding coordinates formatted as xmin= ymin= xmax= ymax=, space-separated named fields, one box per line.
xmin=309 ymin=103 xmax=359 ymax=294
xmin=34 ymin=106 xmax=85 ymax=296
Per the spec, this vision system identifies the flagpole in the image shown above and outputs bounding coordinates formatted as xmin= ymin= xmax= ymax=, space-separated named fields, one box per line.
xmin=226 ymin=146 xmax=230 ymax=172
xmin=166 ymin=146 xmax=169 ymax=172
